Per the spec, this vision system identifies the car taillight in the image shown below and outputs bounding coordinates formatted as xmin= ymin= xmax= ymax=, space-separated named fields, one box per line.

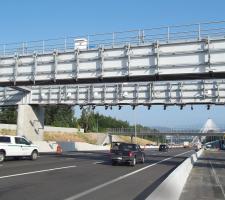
xmin=128 ymin=151 xmax=133 ymax=157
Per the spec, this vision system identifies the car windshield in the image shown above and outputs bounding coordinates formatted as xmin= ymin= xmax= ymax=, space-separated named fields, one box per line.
xmin=119 ymin=144 xmax=136 ymax=151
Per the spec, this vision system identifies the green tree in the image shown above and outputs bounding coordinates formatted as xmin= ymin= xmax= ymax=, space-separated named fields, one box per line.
xmin=78 ymin=108 xmax=96 ymax=132
xmin=0 ymin=107 xmax=17 ymax=124
xmin=44 ymin=105 xmax=76 ymax=127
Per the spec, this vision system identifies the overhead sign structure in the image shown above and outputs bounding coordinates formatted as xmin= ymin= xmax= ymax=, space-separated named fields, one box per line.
xmin=1 ymin=20 xmax=225 ymax=141
xmin=0 ymin=20 xmax=225 ymax=86
xmin=1 ymin=79 xmax=225 ymax=106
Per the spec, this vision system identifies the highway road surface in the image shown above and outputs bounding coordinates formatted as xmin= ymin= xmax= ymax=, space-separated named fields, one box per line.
xmin=0 ymin=148 xmax=194 ymax=200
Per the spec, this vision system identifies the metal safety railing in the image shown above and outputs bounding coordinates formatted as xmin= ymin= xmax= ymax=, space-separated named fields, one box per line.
xmin=0 ymin=20 xmax=225 ymax=57
xmin=107 ymin=127 xmax=225 ymax=135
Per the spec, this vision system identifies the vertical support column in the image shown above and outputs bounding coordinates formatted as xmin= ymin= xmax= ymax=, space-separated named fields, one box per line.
xmin=98 ymin=47 xmax=104 ymax=79
xmin=108 ymin=134 xmax=112 ymax=146
xmin=125 ymin=44 xmax=131 ymax=76
xmin=17 ymin=105 xmax=45 ymax=141
xmin=131 ymin=135 xmax=134 ymax=143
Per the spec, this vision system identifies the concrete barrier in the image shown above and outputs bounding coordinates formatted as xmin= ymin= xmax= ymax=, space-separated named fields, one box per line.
xmin=0 ymin=123 xmax=84 ymax=133
xmin=33 ymin=141 xmax=58 ymax=153
xmin=34 ymin=141 xmax=110 ymax=153
xmin=0 ymin=123 xmax=17 ymax=130
xmin=146 ymin=149 xmax=204 ymax=200
xmin=58 ymin=141 xmax=110 ymax=152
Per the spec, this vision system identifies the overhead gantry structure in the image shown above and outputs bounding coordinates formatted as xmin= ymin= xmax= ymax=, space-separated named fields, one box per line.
xmin=0 ymin=20 xmax=225 ymax=86
xmin=1 ymin=20 xmax=225 ymax=141
xmin=0 ymin=37 xmax=225 ymax=86
xmin=1 ymin=79 xmax=225 ymax=107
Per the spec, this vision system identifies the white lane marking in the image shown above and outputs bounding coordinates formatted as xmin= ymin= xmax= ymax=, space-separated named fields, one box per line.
xmin=65 ymin=158 xmax=76 ymax=160
xmin=63 ymin=153 xmax=93 ymax=156
xmin=64 ymin=150 xmax=193 ymax=200
xmin=93 ymin=161 xmax=105 ymax=165
xmin=209 ymin=160 xmax=225 ymax=198
xmin=0 ymin=165 xmax=76 ymax=180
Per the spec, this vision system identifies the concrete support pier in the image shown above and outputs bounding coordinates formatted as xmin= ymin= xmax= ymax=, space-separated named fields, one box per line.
xmin=17 ymin=105 xmax=45 ymax=141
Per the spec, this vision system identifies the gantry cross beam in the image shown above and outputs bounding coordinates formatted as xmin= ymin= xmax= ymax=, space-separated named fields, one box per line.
xmin=0 ymin=21 xmax=225 ymax=86
xmin=1 ymin=79 xmax=225 ymax=106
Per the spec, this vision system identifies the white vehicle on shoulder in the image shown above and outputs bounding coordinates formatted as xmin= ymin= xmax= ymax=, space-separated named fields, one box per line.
xmin=0 ymin=135 xmax=39 ymax=163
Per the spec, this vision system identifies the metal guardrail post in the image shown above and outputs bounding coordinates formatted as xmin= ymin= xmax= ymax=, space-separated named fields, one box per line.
xmin=64 ymin=37 xmax=67 ymax=51
xmin=87 ymin=35 xmax=89 ymax=50
xmin=167 ymin=26 xmax=170 ymax=43
xmin=141 ymin=30 xmax=145 ymax=43
xmin=42 ymin=40 xmax=45 ymax=54
xmin=3 ymin=44 xmax=5 ymax=56
xmin=22 ymin=42 xmax=25 ymax=55
xmin=138 ymin=29 xmax=141 ymax=45
xmin=112 ymin=32 xmax=115 ymax=47
xmin=198 ymin=23 xmax=201 ymax=40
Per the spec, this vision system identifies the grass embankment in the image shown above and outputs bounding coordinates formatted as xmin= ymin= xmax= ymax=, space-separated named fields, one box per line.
xmin=44 ymin=132 xmax=97 ymax=144
xmin=118 ymin=135 xmax=156 ymax=146
xmin=0 ymin=129 xmax=155 ymax=145
xmin=0 ymin=129 xmax=16 ymax=135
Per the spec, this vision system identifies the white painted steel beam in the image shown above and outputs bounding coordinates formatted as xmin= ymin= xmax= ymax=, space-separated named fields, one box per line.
xmin=0 ymin=38 xmax=225 ymax=86
xmin=1 ymin=79 xmax=225 ymax=106
xmin=0 ymin=20 xmax=225 ymax=86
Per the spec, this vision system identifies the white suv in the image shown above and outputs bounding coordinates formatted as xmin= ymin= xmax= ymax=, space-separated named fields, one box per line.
xmin=0 ymin=135 xmax=39 ymax=163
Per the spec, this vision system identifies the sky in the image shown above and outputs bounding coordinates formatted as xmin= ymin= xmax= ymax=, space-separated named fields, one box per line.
xmin=1 ymin=0 xmax=225 ymax=128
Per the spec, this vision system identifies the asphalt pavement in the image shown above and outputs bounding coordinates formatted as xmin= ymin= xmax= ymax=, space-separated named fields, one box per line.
xmin=0 ymin=148 xmax=194 ymax=200
xmin=180 ymin=150 xmax=225 ymax=200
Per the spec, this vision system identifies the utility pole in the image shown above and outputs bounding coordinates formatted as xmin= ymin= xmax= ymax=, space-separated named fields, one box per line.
xmin=134 ymin=109 xmax=137 ymax=144
xmin=96 ymin=116 xmax=98 ymax=132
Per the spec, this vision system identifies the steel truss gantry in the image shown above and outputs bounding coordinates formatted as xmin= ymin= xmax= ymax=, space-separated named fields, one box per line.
xmin=1 ymin=79 xmax=225 ymax=106
xmin=0 ymin=21 xmax=225 ymax=86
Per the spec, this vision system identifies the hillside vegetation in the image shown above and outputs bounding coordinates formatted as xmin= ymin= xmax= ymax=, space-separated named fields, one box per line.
xmin=0 ymin=106 xmax=158 ymax=144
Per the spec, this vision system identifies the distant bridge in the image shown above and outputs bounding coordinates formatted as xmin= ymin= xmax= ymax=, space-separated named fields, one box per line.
xmin=107 ymin=128 xmax=225 ymax=137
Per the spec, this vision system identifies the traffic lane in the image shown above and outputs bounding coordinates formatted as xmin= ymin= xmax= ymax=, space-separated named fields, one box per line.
xmin=0 ymin=149 xmax=162 ymax=180
xmin=0 ymin=148 xmax=190 ymax=178
xmin=0 ymin=148 xmax=160 ymax=176
xmin=0 ymin=148 xmax=193 ymax=200
xmin=71 ymin=149 xmax=194 ymax=200
xmin=0 ymin=151 xmax=110 ymax=176
xmin=1 ymin=148 xmax=192 ymax=200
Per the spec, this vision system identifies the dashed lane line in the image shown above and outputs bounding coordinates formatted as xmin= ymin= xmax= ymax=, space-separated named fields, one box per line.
xmin=64 ymin=150 xmax=193 ymax=200
xmin=93 ymin=161 xmax=106 ymax=164
xmin=0 ymin=165 xmax=77 ymax=180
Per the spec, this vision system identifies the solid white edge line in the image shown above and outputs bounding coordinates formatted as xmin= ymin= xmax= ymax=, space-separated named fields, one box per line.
xmin=209 ymin=160 xmax=225 ymax=198
xmin=0 ymin=165 xmax=76 ymax=179
xmin=64 ymin=150 xmax=193 ymax=200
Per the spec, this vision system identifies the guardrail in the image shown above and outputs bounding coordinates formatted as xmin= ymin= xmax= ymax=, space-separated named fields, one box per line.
xmin=107 ymin=127 xmax=225 ymax=136
xmin=0 ymin=20 xmax=225 ymax=57
xmin=146 ymin=149 xmax=204 ymax=200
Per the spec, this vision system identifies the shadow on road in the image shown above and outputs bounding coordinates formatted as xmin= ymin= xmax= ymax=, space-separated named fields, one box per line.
xmin=133 ymin=167 xmax=176 ymax=200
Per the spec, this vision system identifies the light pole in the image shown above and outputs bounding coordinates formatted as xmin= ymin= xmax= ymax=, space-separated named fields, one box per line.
xmin=96 ymin=116 xmax=98 ymax=132
xmin=134 ymin=109 xmax=137 ymax=144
